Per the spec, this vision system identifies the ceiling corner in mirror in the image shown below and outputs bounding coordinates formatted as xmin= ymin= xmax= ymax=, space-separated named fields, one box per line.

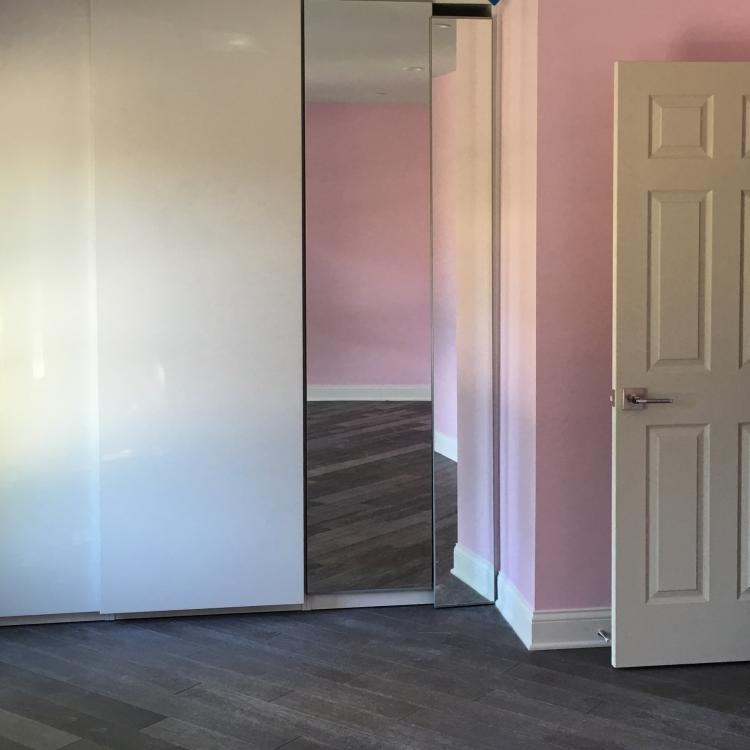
xmin=304 ymin=0 xmax=431 ymax=104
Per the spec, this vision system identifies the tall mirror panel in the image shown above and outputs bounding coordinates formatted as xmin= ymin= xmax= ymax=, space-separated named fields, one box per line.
xmin=304 ymin=0 xmax=434 ymax=594
xmin=432 ymin=15 xmax=495 ymax=608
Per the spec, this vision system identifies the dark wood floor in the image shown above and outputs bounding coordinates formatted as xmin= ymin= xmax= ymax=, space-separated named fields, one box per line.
xmin=306 ymin=401 xmax=433 ymax=594
xmin=2 ymin=606 xmax=750 ymax=749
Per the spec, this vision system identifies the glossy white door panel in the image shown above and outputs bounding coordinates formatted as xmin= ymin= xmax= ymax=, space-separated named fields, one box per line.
xmin=0 ymin=1 xmax=100 ymax=616
xmin=92 ymin=0 xmax=305 ymax=613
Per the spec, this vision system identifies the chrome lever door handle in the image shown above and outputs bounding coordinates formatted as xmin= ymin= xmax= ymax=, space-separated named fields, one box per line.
xmin=627 ymin=395 xmax=674 ymax=405
xmin=621 ymin=388 xmax=674 ymax=410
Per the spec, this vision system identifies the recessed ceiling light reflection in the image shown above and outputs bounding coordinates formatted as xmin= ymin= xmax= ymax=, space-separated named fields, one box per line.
xmin=227 ymin=34 xmax=252 ymax=49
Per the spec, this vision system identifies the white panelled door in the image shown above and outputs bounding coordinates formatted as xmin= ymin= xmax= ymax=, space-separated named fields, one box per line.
xmin=613 ymin=63 xmax=750 ymax=667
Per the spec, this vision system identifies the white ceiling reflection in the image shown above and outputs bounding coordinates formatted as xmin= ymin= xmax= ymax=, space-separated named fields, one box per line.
xmin=305 ymin=0 xmax=435 ymax=104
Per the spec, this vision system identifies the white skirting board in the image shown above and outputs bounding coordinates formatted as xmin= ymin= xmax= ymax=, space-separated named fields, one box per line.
xmin=0 ymin=592 xmax=434 ymax=627
xmin=496 ymin=572 xmax=611 ymax=650
xmin=0 ymin=612 xmax=112 ymax=628
xmin=0 ymin=604 xmax=303 ymax=627
xmin=451 ymin=544 xmax=495 ymax=600
xmin=307 ymin=385 xmax=431 ymax=402
xmin=434 ymin=431 xmax=458 ymax=462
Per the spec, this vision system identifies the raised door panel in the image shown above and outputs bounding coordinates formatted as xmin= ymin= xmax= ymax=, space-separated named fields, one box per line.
xmin=740 ymin=424 xmax=750 ymax=600
xmin=742 ymin=192 xmax=750 ymax=368
xmin=650 ymin=95 xmax=714 ymax=159
xmin=647 ymin=425 xmax=709 ymax=604
xmin=648 ymin=191 xmax=711 ymax=371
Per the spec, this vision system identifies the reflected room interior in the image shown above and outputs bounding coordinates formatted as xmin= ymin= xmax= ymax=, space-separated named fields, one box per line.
xmin=303 ymin=1 xmax=495 ymax=604
xmin=432 ymin=14 xmax=495 ymax=608
xmin=304 ymin=0 xmax=434 ymax=594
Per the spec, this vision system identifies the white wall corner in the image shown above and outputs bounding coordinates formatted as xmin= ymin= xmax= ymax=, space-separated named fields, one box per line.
xmin=495 ymin=572 xmax=610 ymax=651
xmin=451 ymin=544 xmax=495 ymax=601
xmin=434 ymin=431 xmax=458 ymax=462
xmin=307 ymin=385 xmax=431 ymax=402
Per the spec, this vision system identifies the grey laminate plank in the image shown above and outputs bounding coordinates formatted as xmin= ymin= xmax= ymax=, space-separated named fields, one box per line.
xmin=512 ymin=658 xmax=750 ymax=718
xmin=175 ymin=684 xmax=397 ymax=750
xmin=402 ymin=707 xmax=571 ymax=750
xmin=132 ymin=620 xmax=375 ymax=684
xmin=507 ymin=660 xmax=750 ymax=741
xmin=274 ymin=739 xmax=333 ymax=750
xmin=113 ymin=688 xmax=296 ymax=750
xmin=0 ymin=629 xmax=193 ymax=694
xmin=0 ymin=636 xmax=296 ymax=750
xmin=27 ymin=625 xmax=289 ymax=704
xmin=142 ymin=718 xmax=264 ymax=750
xmin=478 ymin=679 xmax=600 ymax=714
xmin=0 ymin=738 xmax=37 ymax=750
xmin=0 ymin=706 xmax=79 ymax=750
xmin=589 ymin=700 xmax=750 ymax=750
xmin=0 ymin=670 xmax=296 ymax=750
xmin=249 ymin=610 xmax=450 ymax=664
xmin=405 ymin=700 xmax=718 ymax=750
xmin=359 ymin=661 xmax=492 ymax=701
xmin=0 ymin=686 xmax=177 ymax=750
xmin=0 ymin=646 xmax=175 ymax=715
xmin=272 ymin=690 xmax=504 ymax=750
xmin=115 ymin=620 xmax=418 ymax=720
xmin=367 ymin=673 xmax=596 ymax=747
xmin=0 ymin=661 xmax=164 ymax=730
xmin=3 ymin=605 xmax=750 ymax=749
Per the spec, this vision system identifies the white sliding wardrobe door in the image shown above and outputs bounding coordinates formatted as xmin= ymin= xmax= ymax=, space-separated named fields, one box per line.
xmin=0 ymin=0 xmax=99 ymax=618
xmin=93 ymin=0 xmax=305 ymax=613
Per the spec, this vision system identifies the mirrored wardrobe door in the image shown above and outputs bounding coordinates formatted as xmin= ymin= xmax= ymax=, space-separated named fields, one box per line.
xmin=304 ymin=0 xmax=434 ymax=594
xmin=431 ymin=14 xmax=496 ymax=607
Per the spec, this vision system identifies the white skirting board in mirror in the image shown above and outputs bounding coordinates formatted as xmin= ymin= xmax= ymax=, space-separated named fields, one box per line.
xmin=306 ymin=385 xmax=432 ymax=401
xmin=304 ymin=590 xmax=434 ymax=611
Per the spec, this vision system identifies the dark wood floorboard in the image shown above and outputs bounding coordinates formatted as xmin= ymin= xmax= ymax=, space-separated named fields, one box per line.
xmin=306 ymin=401 xmax=433 ymax=594
xmin=2 ymin=607 xmax=750 ymax=749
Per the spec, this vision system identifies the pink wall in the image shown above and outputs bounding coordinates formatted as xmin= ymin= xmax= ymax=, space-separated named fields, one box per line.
xmin=498 ymin=0 xmax=538 ymax=607
xmin=305 ymin=103 xmax=431 ymax=387
xmin=533 ymin=0 xmax=750 ymax=610
xmin=432 ymin=73 xmax=458 ymax=442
